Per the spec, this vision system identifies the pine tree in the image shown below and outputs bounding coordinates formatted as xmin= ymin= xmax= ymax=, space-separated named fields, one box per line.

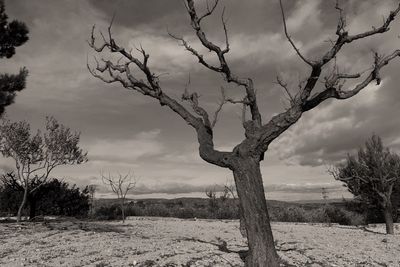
xmin=332 ymin=135 xmax=400 ymax=234
xmin=0 ymin=0 xmax=29 ymax=116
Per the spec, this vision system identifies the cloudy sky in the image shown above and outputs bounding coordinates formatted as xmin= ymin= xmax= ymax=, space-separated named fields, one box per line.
xmin=1 ymin=0 xmax=400 ymax=201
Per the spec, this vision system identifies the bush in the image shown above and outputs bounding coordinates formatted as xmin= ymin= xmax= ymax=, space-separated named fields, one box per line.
xmin=145 ymin=204 xmax=171 ymax=217
xmin=214 ymin=203 xmax=240 ymax=219
xmin=173 ymin=207 xmax=195 ymax=219
xmin=0 ymin=177 xmax=90 ymax=218
xmin=94 ymin=204 xmax=122 ymax=220
xmin=269 ymin=206 xmax=308 ymax=223
xmin=94 ymin=204 xmax=121 ymax=220
xmin=93 ymin=199 xmax=365 ymax=225
xmin=268 ymin=204 xmax=365 ymax=225
xmin=306 ymin=208 xmax=330 ymax=223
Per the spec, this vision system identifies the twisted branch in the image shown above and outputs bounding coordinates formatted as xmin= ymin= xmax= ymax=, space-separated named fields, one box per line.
xmin=279 ymin=0 xmax=314 ymax=67
xmin=172 ymin=0 xmax=262 ymax=128
xmin=88 ymin=17 xmax=233 ymax=168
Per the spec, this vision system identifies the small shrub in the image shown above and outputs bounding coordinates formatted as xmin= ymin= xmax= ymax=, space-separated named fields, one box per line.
xmin=214 ymin=203 xmax=239 ymax=219
xmin=307 ymin=207 xmax=329 ymax=223
xmin=324 ymin=205 xmax=365 ymax=225
xmin=174 ymin=207 xmax=195 ymax=219
xmin=268 ymin=204 xmax=365 ymax=225
xmin=125 ymin=205 xmax=144 ymax=217
xmin=145 ymin=204 xmax=171 ymax=217
xmin=94 ymin=204 xmax=122 ymax=220
xmin=269 ymin=206 xmax=308 ymax=222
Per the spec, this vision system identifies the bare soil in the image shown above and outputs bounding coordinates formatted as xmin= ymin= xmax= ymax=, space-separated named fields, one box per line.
xmin=0 ymin=217 xmax=399 ymax=266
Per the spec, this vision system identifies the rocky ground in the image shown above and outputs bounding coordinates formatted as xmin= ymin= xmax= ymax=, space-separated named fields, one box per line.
xmin=0 ymin=217 xmax=399 ymax=266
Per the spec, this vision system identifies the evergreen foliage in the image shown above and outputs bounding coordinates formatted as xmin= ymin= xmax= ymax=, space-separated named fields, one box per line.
xmin=0 ymin=174 xmax=90 ymax=218
xmin=0 ymin=0 xmax=29 ymax=115
xmin=333 ymin=135 xmax=400 ymax=234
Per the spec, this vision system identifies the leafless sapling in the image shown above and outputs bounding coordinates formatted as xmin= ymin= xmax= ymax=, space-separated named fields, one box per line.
xmin=101 ymin=171 xmax=136 ymax=223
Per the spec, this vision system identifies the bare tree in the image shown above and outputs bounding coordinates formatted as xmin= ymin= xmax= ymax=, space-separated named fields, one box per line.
xmin=205 ymin=186 xmax=220 ymax=216
xmin=224 ymin=179 xmax=237 ymax=200
xmin=101 ymin=171 xmax=136 ymax=223
xmin=88 ymin=1 xmax=400 ymax=265
xmin=331 ymin=135 xmax=400 ymax=234
xmin=0 ymin=117 xmax=88 ymax=222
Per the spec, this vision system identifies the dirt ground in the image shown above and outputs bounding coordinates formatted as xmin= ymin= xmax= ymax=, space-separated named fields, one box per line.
xmin=0 ymin=217 xmax=399 ymax=267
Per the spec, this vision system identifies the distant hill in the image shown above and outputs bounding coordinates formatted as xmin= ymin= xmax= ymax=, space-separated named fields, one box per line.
xmin=292 ymin=198 xmax=351 ymax=204
xmin=94 ymin=197 xmax=348 ymax=210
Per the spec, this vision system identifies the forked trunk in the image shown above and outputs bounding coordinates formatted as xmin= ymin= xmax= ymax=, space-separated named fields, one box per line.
xmin=232 ymin=157 xmax=280 ymax=267
xmin=383 ymin=204 xmax=394 ymax=235
xmin=17 ymin=184 xmax=29 ymax=223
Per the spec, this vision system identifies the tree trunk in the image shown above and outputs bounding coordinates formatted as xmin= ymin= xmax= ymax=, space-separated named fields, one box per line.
xmin=28 ymin=195 xmax=36 ymax=220
xmin=232 ymin=157 xmax=280 ymax=267
xmin=121 ymin=198 xmax=125 ymax=223
xmin=383 ymin=204 xmax=394 ymax=235
xmin=239 ymin=208 xmax=247 ymax=238
xmin=17 ymin=184 xmax=29 ymax=223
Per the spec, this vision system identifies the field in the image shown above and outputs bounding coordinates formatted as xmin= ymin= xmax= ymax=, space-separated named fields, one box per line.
xmin=0 ymin=217 xmax=399 ymax=267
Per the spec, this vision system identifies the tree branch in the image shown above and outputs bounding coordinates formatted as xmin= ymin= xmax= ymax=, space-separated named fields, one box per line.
xmin=173 ymin=0 xmax=262 ymax=127
xmin=253 ymin=2 xmax=400 ymax=154
xmin=279 ymin=0 xmax=314 ymax=67
xmin=303 ymin=50 xmax=400 ymax=111
xmin=319 ymin=2 xmax=400 ymax=66
xmin=88 ymin=17 xmax=233 ymax=168
xmin=211 ymin=87 xmax=249 ymax=128
xmin=275 ymin=75 xmax=297 ymax=105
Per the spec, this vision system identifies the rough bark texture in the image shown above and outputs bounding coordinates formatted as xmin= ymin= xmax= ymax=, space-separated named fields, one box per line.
xmin=239 ymin=211 xmax=247 ymax=238
xmin=383 ymin=204 xmax=394 ymax=235
xmin=233 ymin=157 xmax=280 ymax=267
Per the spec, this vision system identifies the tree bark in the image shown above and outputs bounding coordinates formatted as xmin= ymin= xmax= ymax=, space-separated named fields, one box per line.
xmin=28 ymin=195 xmax=36 ymax=220
xmin=383 ymin=204 xmax=394 ymax=234
xmin=121 ymin=198 xmax=125 ymax=223
xmin=17 ymin=183 xmax=28 ymax=223
xmin=239 ymin=208 xmax=247 ymax=238
xmin=232 ymin=157 xmax=280 ymax=267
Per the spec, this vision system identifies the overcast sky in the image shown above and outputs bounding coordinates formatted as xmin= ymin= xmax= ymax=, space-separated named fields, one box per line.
xmin=1 ymin=0 xmax=400 ymax=201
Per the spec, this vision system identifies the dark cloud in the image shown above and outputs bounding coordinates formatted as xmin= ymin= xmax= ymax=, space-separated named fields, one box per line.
xmin=87 ymin=0 xmax=184 ymax=32
xmin=1 ymin=0 xmax=399 ymax=201
xmin=275 ymin=62 xmax=400 ymax=167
